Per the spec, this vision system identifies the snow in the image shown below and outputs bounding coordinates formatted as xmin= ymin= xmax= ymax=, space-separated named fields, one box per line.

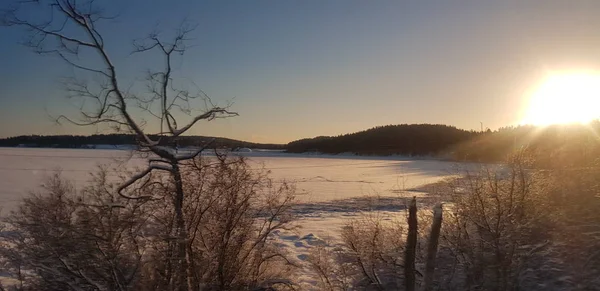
xmin=0 ymin=147 xmax=464 ymax=288
xmin=235 ymin=147 xmax=253 ymax=152
xmin=87 ymin=144 xmax=138 ymax=150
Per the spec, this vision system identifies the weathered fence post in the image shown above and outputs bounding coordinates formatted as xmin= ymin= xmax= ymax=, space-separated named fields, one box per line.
xmin=422 ymin=203 xmax=443 ymax=291
xmin=405 ymin=197 xmax=418 ymax=291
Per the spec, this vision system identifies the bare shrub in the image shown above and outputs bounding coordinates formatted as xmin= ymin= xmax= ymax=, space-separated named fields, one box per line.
xmin=0 ymin=171 xmax=149 ymax=290
xmin=132 ymin=154 xmax=298 ymax=291
xmin=307 ymin=151 xmax=599 ymax=291
xmin=181 ymin=155 xmax=297 ymax=290
xmin=440 ymin=153 xmax=554 ymax=291
xmin=307 ymin=207 xmax=416 ymax=291
xmin=307 ymin=245 xmax=354 ymax=291
xmin=343 ymin=215 xmax=406 ymax=290
xmin=305 ymin=153 xmax=562 ymax=291
xmin=542 ymin=165 xmax=600 ymax=290
xmin=0 ymin=155 xmax=297 ymax=291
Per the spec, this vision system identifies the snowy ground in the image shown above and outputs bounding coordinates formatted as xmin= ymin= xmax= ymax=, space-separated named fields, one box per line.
xmin=0 ymin=147 xmax=466 ymax=289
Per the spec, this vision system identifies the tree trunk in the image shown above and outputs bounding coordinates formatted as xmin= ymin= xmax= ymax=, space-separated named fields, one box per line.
xmin=171 ymin=162 xmax=192 ymax=291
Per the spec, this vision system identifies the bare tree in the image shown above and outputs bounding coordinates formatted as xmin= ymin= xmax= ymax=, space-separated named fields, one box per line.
xmin=2 ymin=1 xmax=236 ymax=290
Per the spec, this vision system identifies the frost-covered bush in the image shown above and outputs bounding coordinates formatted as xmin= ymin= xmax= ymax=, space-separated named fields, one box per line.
xmin=0 ymin=171 xmax=147 ymax=290
xmin=139 ymin=155 xmax=297 ymax=290
xmin=307 ymin=205 xmax=441 ymax=291
xmin=307 ymin=213 xmax=407 ymax=291
xmin=439 ymin=152 xmax=558 ymax=291
xmin=542 ymin=163 xmax=600 ymax=290
xmin=307 ymin=152 xmax=567 ymax=291
xmin=0 ymin=155 xmax=297 ymax=291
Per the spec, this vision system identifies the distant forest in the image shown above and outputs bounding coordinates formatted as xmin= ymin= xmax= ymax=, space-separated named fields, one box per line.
xmin=0 ymin=134 xmax=284 ymax=150
xmin=3 ymin=122 xmax=600 ymax=167
xmin=287 ymin=122 xmax=600 ymax=167
xmin=286 ymin=124 xmax=477 ymax=156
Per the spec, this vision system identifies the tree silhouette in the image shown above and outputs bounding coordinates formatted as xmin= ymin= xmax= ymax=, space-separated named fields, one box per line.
xmin=2 ymin=1 xmax=236 ymax=289
xmin=286 ymin=124 xmax=477 ymax=156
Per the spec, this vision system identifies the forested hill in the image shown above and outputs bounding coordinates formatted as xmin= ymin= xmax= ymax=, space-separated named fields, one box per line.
xmin=0 ymin=134 xmax=285 ymax=150
xmin=8 ymin=123 xmax=600 ymax=165
xmin=286 ymin=124 xmax=478 ymax=156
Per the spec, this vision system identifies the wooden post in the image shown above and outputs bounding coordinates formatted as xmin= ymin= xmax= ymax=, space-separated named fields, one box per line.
xmin=422 ymin=203 xmax=443 ymax=291
xmin=405 ymin=197 xmax=418 ymax=291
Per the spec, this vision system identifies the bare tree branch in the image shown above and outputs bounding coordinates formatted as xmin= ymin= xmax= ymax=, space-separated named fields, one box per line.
xmin=56 ymin=115 xmax=128 ymax=127
xmin=117 ymin=163 xmax=173 ymax=200
xmin=173 ymin=108 xmax=238 ymax=136
xmin=176 ymin=138 xmax=216 ymax=161
xmin=54 ymin=50 xmax=110 ymax=77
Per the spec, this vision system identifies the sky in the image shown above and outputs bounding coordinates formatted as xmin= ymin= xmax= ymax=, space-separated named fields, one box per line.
xmin=2 ymin=0 xmax=600 ymax=143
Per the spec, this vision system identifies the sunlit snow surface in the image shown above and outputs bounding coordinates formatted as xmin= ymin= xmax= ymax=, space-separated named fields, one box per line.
xmin=0 ymin=147 xmax=467 ymax=288
xmin=0 ymin=148 xmax=461 ymax=211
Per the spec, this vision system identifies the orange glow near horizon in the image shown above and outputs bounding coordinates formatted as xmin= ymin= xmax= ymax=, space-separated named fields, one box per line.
xmin=521 ymin=72 xmax=600 ymax=126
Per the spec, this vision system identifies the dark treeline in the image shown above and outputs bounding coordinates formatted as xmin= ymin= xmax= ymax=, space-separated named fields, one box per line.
xmin=5 ymin=122 xmax=600 ymax=167
xmin=451 ymin=120 xmax=600 ymax=167
xmin=286 ymin=122 xmax=600 ymax=167
xmin=286 ymin=124 xmax=478 ymax=156
xmin=0 ymin=134 xmax=285 ymax=150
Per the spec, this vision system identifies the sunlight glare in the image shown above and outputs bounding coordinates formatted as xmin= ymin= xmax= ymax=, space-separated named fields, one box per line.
xmin=522 ymin=73 xmax=600 ymax=126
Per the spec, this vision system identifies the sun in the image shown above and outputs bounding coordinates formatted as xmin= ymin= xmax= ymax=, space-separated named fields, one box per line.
xmin=522 ymin=72 xmax=600 ymax=126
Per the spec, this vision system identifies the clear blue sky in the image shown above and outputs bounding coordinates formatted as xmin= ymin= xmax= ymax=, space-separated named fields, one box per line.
xmin=2 ymin=0 xmax=600 ymax=143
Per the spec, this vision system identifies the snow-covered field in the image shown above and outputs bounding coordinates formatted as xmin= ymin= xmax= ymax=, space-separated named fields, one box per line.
xmin=0 ymin=147 xmax=464 ymax=288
